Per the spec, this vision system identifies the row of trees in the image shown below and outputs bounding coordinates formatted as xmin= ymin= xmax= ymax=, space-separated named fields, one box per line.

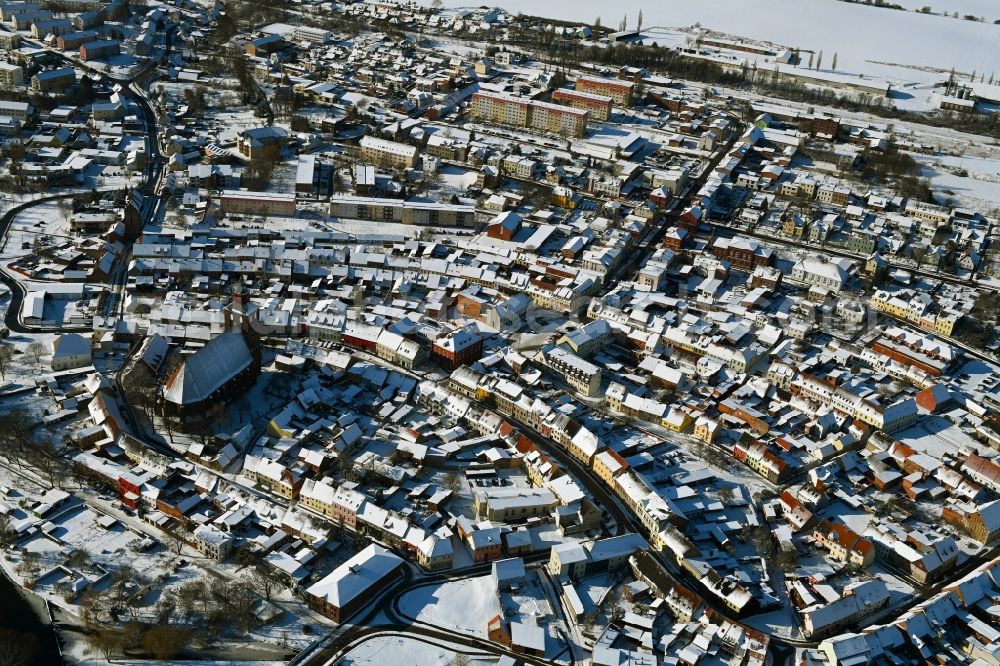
xmin=859 ymin=147 xmax=934 ymax=202
xmin=81 ymin=568 xmax=276 ymax=661
xmin=481 ymin=18 xmax=1000 ymax=140
xmin=87 ymin=623 xmax=193 ymax=661
xmin=0 ymin=405 xmax=65 ymax=486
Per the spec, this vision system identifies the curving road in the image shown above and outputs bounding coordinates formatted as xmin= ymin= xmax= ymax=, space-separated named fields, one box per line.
xmin=0 ymin=193 xmax=102 ymax=334
xmin=0 ymin=32 xmax=170 ymax=337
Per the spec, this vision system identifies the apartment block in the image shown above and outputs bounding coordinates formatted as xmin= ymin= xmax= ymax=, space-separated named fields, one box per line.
xmin=575 ymin=75 xmax=635 ymax=106
xmin=0 ymin=61 xmax=23 ymax=87
xmin=359 ymin=135 xmax=418 ymax=169
xmin=220 ymin=190 xmax=296 ymax=217
xmin=552 ymin=87 xmax=613 ymax=121
xmin=471 ymin=91 xmax=588 ymax=138
xmin=328 ymin=195 xmax=476 ymax=227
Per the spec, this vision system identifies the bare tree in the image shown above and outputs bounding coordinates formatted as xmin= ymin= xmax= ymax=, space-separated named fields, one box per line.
xmin=24 ymin=341 xmax=46 ymax=369
xmin=80 ymin=589 xmax=101 ymax=632
xmin=66 ymin=548 xmax=90 ymax=570
xmin=143 ymin=625 xmax=192 ymax=660
xmin=167 ymin=528 xmax=188 ymax=555
xmin=751 ymin=526 xmax=775 ymax=557
xmin=0 ymin=345 xmax=13 ymax=379
xmin=16 ymin=551 xmax=39 ymax=578
xmin=234 ymin=544 xmax=259 ymax=570
xmin=245 ymin=567 xmax=282 ymax=602
xmin=101 ymin=565 xmax=145 ymax=623
xmin=177 ymin=581 xmax=207 ymax=619
xmin=442 ymin=470 xmax=462 ymax=492
xmin=226 ymin=581 xmax=260 ymax=632
xmin=57 ymin=197 xmax=74 ymax=226
xmin=0 ymin=408 xmax=35 ymax=468
xmin=154 ymin=592 xmax=177 ymax=625
xmin=0 ymin=513 xmax=16 ymax=549
xmin=0 ymin=628 xmax=39 ymax=666
xmin=29 ymin=437 xmax=61 ymax=487
xmin=775 ymin=549 xmax=799 ymax=572
xmin=121 ymin=620 xmax=144 ymax=653
xmin=87 ymin=627 xmax=121 ymax=662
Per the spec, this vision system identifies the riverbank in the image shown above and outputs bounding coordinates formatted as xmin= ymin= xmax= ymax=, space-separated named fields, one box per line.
xmin=0 ymin=565 xmax=63 ymax=665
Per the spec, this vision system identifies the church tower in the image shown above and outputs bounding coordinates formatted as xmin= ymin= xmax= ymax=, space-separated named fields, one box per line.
xmin=224 ymin=287 xmax=262 ymax=368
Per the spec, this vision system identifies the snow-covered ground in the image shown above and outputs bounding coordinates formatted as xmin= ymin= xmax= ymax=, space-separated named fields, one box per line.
xmin=0 ymin=453 xmax=326 ymax=662
xmin=890 ymin=0 xmax=999 ymax=20
xmin=397 ymin=575 xmax=502 ymax=636
xmin=745 ymin=603 xmax=803 ymax=641
xmin=429 ymin=0 xmax=1000 ymax=85
xmin=916 ymin=153 xmax=1000 ymax=211
xmin=339 ymin=634 xmax=496 ymax=666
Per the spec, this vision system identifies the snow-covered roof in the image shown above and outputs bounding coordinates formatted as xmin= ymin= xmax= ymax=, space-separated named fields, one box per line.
xmin=304 ymin=544 xmax=403 ymax=608
xmin=52 ymin=333 xmax=90 ymax=358
xmin=163 ymin=330 xmax=254 ymax=406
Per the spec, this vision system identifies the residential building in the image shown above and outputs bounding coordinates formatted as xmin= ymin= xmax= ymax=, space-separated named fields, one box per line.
xmin=575 ymin=75 xmax=635 ymax=106
xmin=474 ymin=487 xmax=557 ymax=522
xmin=471 ymin=91 xmax=588 ymax=138
xmin=802 ymin=580 xmax=890 ymax=637
xmin=236 ymin=126 xmax=288 ymax=160
xmin=220 ymin=190 xmax=296 ymax=217
xmin=0 ymin=61 xmax=23 ymax=87
xmin=432 ymin=328 xmax=482 ymax=370
xmin=192 ymin=525 xmax=234 ymax=561
xmin=79 ymin=39 xmax=120 ymax=61
xmin=542 ymin=344 xmax=602 ymax=397
xmin=305 ymin=545 xmax=404 ymax=623
xmin=329 ymin=195 xmax=475 ymax=227
xmin=552 ymin=87 xmax=613 ymax=121
xmin=359 ymin=136 xmax=418 ymax=169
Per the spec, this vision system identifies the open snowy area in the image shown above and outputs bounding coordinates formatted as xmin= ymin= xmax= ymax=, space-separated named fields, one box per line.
xmin=397 ymin=575 xmax=501 ymax=636
xmin=338 ymin=635 xmax=496 ymax=666
xmin=431 ymin=0 xmax=1000 ymax=85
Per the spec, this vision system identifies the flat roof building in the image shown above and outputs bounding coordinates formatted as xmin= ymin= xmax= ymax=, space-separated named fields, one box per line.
xmin=220 ymin=190 xmax=296 ymax=217
xmin=359 ymin=135 xmax=418 ymax=169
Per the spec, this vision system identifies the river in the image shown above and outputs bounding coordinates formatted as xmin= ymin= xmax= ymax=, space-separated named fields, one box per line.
xmin=0 ymin=569 xmax=62 ymax=665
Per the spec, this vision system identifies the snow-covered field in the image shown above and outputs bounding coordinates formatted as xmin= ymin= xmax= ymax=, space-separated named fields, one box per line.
xmin=890 ymin=0 xmax=999 ymax=20
xmin=397 ymin=575 xmax=501 ymax=636
xmin=339 ymin=634 xmax=495 ymax=666
xmin=430 ymin=0 xmax=1000 ymax=85
xmin=916 ymin=153 xmax=1000 ymax=210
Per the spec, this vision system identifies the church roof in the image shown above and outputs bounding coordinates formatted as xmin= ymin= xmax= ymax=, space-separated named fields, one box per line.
xmin=163 ymin=330 xmax=253 ymax=406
